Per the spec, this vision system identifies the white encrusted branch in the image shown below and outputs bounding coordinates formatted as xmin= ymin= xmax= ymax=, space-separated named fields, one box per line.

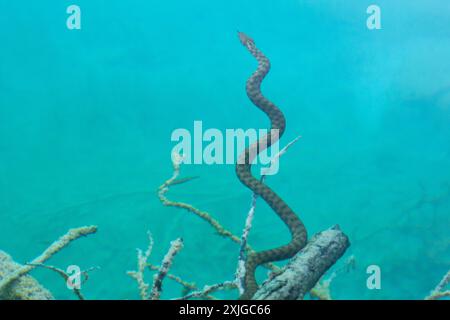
xmin=150 ymin=238 xmax=184 ymax=300
xmin=0 ymin=225 xmax=97 ymax=295
xmin=175 ymin=281 xmax=237 ymax=300
xmin=0 ymin=251 xmax=54 ymax=300
xmin=127 ymin=231 xmax=154 ymax=300
xmin=27 ymin=263 xmax=98 ymax=300
xmin=426 ymin=270 xmax=450 ymax=300
xmin=253 ymin=225 xmax=350 ymax=300
xmin=0 ymin=225 xmax=97 ymax=299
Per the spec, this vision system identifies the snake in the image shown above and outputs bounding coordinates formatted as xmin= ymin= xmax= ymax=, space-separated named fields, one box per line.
xmin=236 ymin=32 xmax=308 ymax=300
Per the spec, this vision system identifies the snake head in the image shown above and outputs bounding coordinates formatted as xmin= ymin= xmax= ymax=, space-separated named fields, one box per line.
xmin=238 ymin=31 xmax=255 ymax=47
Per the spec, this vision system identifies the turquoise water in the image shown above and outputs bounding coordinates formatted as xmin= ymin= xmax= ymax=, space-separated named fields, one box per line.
xmin=1 ymin=0 xmax=449 ymax=300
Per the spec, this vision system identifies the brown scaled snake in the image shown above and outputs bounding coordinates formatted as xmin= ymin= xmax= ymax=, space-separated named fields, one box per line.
xmin=236 ymin=32 xmax=308 ymax=300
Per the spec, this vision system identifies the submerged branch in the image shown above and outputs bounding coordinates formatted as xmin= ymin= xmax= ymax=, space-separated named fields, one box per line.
xmin=0 ymin=225 xmax=97 ymax=300
xmin=150 ymin=238 xmax=184 ymax=300
xmin=426 ymin=270 xmax=450 ymax=300
xmin=253 ymin=225 xmax=350 ymax=300
xmin=0 ymin=226 xmax=97 ymax=294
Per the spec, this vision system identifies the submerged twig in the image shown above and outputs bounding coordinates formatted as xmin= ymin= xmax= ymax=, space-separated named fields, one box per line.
xmin=147 ymin=264 xmax=197 ymax=292
xmin=174 ymin=281 xmax=237 ymax=300
xmin=253 ymin=225 xmax=350 ymax=300
xmin=426 ymin=270 xmax=450 ymax=300
xmin=158 ymin=152 xmax=240 ymax=242
xmin=0 ymin=225 xmax=97 ymax=293
xmin=128 ymin=233 xmax=185 ymax=300
xmin=0 ymin=251 xmax=54 ymax=300
xmin=310 ymin=255 xmax=356 ymax=300
xmin=150 ymin=238 xmax=184 ymax=300
xmin=127 ymin=231 xmax=154 ymax=300
xmin=27 ymin=263 xmax=98 ymax=300
xmin=158 ymin=152 xmax=278 ymax=274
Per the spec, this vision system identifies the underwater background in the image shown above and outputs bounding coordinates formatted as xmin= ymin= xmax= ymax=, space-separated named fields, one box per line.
xmin=0 ymin=0 xmax=449 ymax=299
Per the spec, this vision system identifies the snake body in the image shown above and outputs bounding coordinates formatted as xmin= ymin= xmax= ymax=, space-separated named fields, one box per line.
xmin=236 ymin=32 xmax=307 ymax=300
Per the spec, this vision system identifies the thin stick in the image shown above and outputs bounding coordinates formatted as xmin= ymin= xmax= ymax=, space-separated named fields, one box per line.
xmin=158 ymin=152 xmax=279 ymax=273
xmin=150 ymin=238 xmax=184 ymax=300
xmin=0 ymin=225 xmax=97 ymax=292
xmin=426 ymin=270 xmax=450 ymax=300
xmin=127 ymin=231 xmax=154 ymax=300
xmin=158 ymin=153 xmax=240 ymax=242
xmin=175 ymin=281 xmax=237 ymax=300
xmin=27 ymin=263 xmax=98 ymax=300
